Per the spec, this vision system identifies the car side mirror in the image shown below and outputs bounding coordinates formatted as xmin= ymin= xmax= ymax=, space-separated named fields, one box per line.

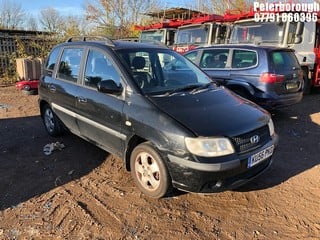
xmin=97 ymin=80 xmax=122 ymax=95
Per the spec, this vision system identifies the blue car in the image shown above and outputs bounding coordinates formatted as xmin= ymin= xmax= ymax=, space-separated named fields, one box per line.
xmin=184 ymin=44 xmax=304 ymax=109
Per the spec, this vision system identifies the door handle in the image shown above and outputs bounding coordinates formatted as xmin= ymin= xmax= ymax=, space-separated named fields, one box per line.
xmin=77 ymin=96 xmax=87 ymax=103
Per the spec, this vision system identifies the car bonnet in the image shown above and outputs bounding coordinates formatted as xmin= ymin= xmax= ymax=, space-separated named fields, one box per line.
xmin=149 ymin=87 xmax=270 ymax=137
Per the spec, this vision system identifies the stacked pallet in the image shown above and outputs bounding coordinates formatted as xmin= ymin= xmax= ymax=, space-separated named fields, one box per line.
xmin=16 ymin=58 xmax=42 ymax=80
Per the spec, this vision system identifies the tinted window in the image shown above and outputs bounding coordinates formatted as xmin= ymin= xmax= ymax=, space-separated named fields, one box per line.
xmin=45 ymin=47 xmax=60 ymax=71
xmin=200 ymin=49 xmax=229 ymax=68
xmin=270 ymin=51 xmax=300 ymax=71
xmin=84 ymin=49 xmax=120 ymax=88
xmin=57 ymin=48 xmax=83 ymax=82
xmin=231 ymin=50 xmax=257 ymax=68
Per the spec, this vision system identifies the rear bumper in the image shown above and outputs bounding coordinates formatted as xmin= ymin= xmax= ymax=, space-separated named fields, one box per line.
xmin=255 ymin=91 xmax=303 ymax=109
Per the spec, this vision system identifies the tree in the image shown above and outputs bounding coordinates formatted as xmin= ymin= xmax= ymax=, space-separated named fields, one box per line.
xmin=209 ymin=0 xmax=252 ymax=15
xmin=0 ymin=0 xmax=25 ymax=29
xmin=60 ymin=15 xmax=89 ymax=37
xmin=85 ymin=0 xmax=163 ymax=38
xmin=26 ymin=15 xmax=38 ymax=31
xmin=39 ymin=8 xmax=63 ymax=33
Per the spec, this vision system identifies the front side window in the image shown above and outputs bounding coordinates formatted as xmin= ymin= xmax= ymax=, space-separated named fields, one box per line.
xmin=84 ymin=49 xmax=120 ymax=88
xmin=184 ymin=51 xmax=198 ymax=63
xmin=199 ymin=49 xmax=229 ymax=69
xmin=231 ymin=50 xmax=257 ymax=69
xmin=116 ymin=49 xmax=212 ymax=95
xmin=57 ymin=48 xmax=83 ymax=82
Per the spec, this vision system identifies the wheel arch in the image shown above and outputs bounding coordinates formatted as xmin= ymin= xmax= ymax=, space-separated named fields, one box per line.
xmin=124 ymin=135 xmax=147 ymax=171
xmin=39 ymin=100 xmax=50 ymax=118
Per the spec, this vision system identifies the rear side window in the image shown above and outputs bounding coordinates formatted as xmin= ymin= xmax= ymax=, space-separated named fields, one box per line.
xmin=231 ymin=50 xmax=257 ymax=68
xmin=57 ymin=48 xmax=83 ymax=82
xmin=270 ymin=51 xmax=300 ymax=71
xmin=200 ymin=49 xmax=229 ymax=68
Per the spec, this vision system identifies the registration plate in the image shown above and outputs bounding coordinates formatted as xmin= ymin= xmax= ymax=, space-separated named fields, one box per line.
xmin=286 ymin=82 xmax=298 ymax=90
xmin=248 ymin=145 xmax=274 ymax=168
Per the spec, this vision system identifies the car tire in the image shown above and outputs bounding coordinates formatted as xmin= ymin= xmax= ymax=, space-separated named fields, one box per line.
xmin=22 ymin=89 xmax=38 ymax=95
xmin=302 ymin=72 xmax=311 ymax=95
xmin=42 ymin=104 xmax=64 ymax=137
xmin=23 ymin=84 xmax=31 ymax=91
xmin=130 ymin=142 xmax=172 ymax=198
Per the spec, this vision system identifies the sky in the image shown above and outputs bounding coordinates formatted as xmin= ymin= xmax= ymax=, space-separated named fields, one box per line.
xmin=14 ymin=0 xmax=87 ymax=16
xmin=14 ymin=0 xmax=188 ymax=17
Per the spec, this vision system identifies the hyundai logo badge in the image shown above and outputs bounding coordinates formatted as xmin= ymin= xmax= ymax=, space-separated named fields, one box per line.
xmin=250 ymin=135 xmax=260 ymax=144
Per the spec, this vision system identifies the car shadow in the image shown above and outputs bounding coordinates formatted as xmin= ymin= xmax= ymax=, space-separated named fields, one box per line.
xmin=236 ymin=94 xmax=320 ymax=192
xmin=0 ymin=115 xmax=108 ymax=210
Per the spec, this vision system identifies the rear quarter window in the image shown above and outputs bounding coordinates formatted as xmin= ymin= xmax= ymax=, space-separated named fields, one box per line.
xmin=45 ymin=47 xmax=61 ymax=71
xmin=270 ymin=51 xmax=300 ymax=71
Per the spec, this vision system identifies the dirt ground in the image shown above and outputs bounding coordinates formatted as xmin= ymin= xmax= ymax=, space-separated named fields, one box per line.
xmin=0 ymin=85 xmax=319 ymax=240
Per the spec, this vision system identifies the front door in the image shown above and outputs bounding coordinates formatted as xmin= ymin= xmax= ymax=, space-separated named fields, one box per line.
xmin=75 ymin=48 xmax=125 ymax=156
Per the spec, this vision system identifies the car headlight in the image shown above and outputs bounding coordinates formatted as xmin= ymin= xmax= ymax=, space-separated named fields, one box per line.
xmin=268 ymin=118 xmax=275 ymax=136
xmin=185 ymin=137 xmax=235 ymax=157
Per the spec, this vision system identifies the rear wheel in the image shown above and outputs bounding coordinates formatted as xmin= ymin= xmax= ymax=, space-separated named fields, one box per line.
xmin=130 ymin=142 xmax=172 ymax=198
xmin=42 ymin=104 xmax=64 ymax=137
xmin=302 ymin=72 xmax=311 ymax=95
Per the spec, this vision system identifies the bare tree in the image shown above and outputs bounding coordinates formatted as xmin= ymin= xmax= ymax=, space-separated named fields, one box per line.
xmin=26 ymin=15 xmax=38 ymax=31
xmin=210 ymin=0 xmax=252 ymax=15
xmin=0 ymin=0 xmax=25 ymax=29
xmin=85 ymin=0 xmax=163 ymax=38
xmin=39 ymin=8 xmax=63 ymax=33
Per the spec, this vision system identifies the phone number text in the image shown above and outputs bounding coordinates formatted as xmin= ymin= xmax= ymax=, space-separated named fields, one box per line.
xmin=254 ymin=12 xmax=317 ymax=22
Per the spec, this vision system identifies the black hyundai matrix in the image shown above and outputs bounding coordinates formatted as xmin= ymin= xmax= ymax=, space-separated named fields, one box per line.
xmin=39 ymin=37 xmax=278 ymax=198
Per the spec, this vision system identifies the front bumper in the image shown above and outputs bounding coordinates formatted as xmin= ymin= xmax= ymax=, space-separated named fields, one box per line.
xmin=166 ymin=135 xmax=278 ymax=193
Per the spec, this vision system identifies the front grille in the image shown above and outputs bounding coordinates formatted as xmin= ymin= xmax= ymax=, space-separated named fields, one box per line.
xmin=230 ymin=125 xmax=271 ymax=154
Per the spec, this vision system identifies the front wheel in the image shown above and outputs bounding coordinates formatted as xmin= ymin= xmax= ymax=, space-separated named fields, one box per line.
xmin=130 ymin=142 xmax=172 ymax=198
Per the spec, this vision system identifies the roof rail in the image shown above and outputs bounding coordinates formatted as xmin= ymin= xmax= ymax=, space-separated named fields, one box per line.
xmin=66 ymin=35 xmax=115 ymax=47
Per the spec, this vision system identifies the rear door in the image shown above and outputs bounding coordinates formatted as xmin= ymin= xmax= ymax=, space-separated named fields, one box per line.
xmin=75 ymin=47 xmax=125 ymax=156
xmin=269 ymin=50 xmax=303 ymax=94
xmin=44 ymin=46 xmax=83 ymax=135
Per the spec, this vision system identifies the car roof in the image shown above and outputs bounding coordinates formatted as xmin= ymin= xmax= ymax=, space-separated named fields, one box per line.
xmin=55 ymin=36 xmax=169 ymax=51
xmin=191 ymin=44 xmax=294 ymax=52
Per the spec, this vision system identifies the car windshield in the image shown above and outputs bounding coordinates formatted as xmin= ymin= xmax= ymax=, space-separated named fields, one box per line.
xmin=230 ymin=21 xmax=285 ymax=44
xmin=176 ymin=25 xmax=209 ymax=45
xmin=140 ymin=30 xmax=165 ymax=44
xmin=116 ymin=48 xmax=213 ymax=96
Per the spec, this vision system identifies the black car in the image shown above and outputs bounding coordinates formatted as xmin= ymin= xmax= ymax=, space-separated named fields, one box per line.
xmin=39 ymin=37 xmax=278 ymax=198
xmin=184 ymin=44 xmax=304 ymax=109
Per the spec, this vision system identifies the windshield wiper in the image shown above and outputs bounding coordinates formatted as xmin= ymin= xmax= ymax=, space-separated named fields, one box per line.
xmin=164 ymin=84 xmax=203 ymax=96
xmin=190 ymin=82 xmax=212 ymax=94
